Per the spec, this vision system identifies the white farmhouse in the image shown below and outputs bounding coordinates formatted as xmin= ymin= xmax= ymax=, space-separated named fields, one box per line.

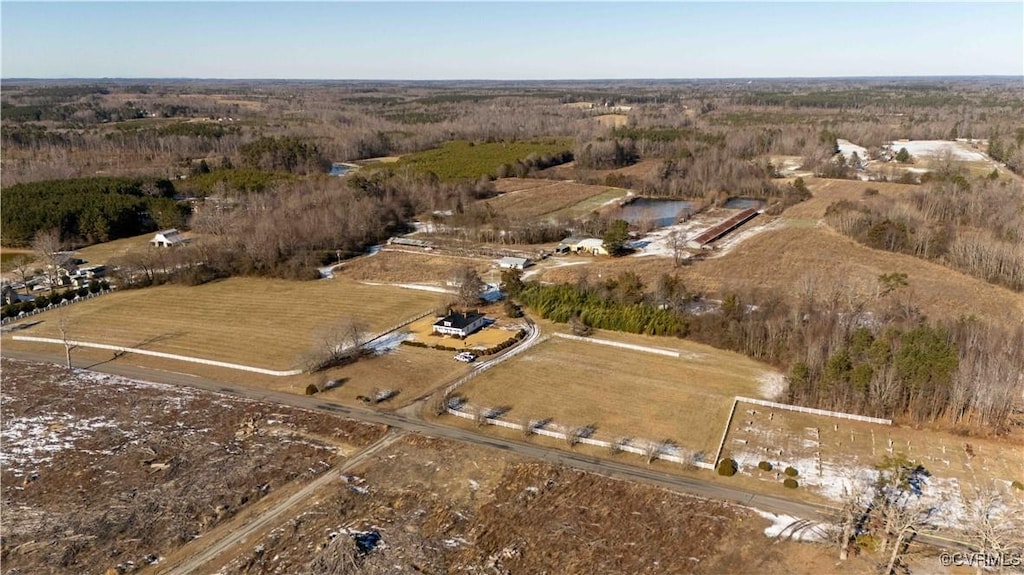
xmin=432 ymin=311 xmax=487 ymax=338
xmin=150 ymin=229 xmax=190 ymax=248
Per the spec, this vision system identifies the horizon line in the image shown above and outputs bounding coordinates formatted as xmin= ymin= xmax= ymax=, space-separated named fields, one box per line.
xmin=3 ymin=74 xmax=1023 ymax=83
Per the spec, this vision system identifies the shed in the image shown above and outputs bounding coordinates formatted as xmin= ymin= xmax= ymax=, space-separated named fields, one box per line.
xmin=575 ymin=238 xmax=608 ymax=256
xmin=498 ymin=257 xmax=532 ymax=270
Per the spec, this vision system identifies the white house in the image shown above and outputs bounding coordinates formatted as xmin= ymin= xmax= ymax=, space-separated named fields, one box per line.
xmin=433 ymin=311 xmax=487 ymax=338
xmin=498 ymin=256 xmax=532 ymax=270
xmin=151 ymin=229 xmax=189 ymax=248
xmin=575 ymin=238 xmax=608 ymax=256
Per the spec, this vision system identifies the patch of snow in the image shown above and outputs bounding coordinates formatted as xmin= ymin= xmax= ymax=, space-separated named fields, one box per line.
xmin=711 ymin=218 xmax=780 ymax=258
xmin=886 ymin=140 xmax=988 ymax=162
xmin=0 ymin=412 xmax=121 ymax=475
xmin=359 ymin=281 xmax=454 ymax=294
xmin=363 ymin=331 xmax=409 ymax=354
xmin=837 ymin=139 xmax=868 ymax=163
xmin=757 ymin=373 xmax=786 ymax=401
xmin=753 ymin=510 xmax=828 ymax=542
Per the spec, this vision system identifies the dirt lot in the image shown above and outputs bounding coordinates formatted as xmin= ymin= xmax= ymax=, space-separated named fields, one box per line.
xmin=216 ymin=433 xmax=838 ymax=575
xmin=0 ymin=358 xmax=387 ymax=574
xmin=457 ymin=329 xmax=781 ymax=457
xmin=595 ymin=113 xmax=629 ymax=127
xmin=7 ymin=277 xmax=443 ymax=370
xmin=483 ymin=180 xmax=622 ymax=221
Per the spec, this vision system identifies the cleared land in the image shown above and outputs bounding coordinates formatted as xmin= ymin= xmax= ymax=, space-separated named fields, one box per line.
xmin=9 ymin=277 xmax=443 ymax=370
xmin=72 ymin=231 xmax=183 ymax=267
xmin=784 ymin=178 xmax=919 ymax=221
xmin=214 ymin=433 xmax=835 ymax=575
xmin=595 ymin=113 xmax=629 ymax=127
xmin=458 ymin=329 xmax=781 ymax=457
xmin=722 ymin=401 xmax=1024 ymax=530
xmin=0 ymin=359 xmax=386 ymax=574
xmin=483 ymin=181 xmax=622 ymax=220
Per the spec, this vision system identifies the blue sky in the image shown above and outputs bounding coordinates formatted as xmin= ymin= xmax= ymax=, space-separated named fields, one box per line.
xmin=2 ymin=2 xmax=1022 ymax=79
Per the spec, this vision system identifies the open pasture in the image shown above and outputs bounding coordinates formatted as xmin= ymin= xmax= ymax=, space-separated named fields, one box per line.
xmin=11 ymin=277 xmax=443 ymax=370
xmin=458 ymin=330 xmax=782 ymax=456
xmin=483 ymin=181 xmax=621 ymax=220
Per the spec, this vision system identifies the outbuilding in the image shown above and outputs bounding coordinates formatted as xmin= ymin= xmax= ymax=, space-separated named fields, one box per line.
xmin=150 ymin=229 xmax=190 ymax=248
xmin=498 ymin=256 xmax=532 ymax=270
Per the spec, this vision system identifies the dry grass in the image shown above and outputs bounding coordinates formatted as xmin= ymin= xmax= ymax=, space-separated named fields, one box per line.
xmin=483 ymin=181 xmax=619 ymax=220
xmin=459 ymin=329 xmax=780 ymax=455
xmin=72 ymin=231 xmax=194 ymax=267
xmin=595 ymin=114 xmax=629 ymax=127
xmin=12 ymin=277 xmax=443 ymax=369
xmin=341 ymin=250 xmax=492 ymax=284
xmin=491 ymin=178 xmax=560 ymax=193
xmin=785 ymin=178 xmax=919 ymax=221
xmin=406 ymin=315 xmax=523 ymax=349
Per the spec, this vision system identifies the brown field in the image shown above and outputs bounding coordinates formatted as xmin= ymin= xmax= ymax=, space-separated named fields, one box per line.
xmin=72 ymin=231 xmax=187 ymax=266
xmin=483 ymin=181 xmax=620 ymax=220
xmin=491 ymin=177 xmax=560 ymax=193
xmin=458 ymin=329 xmax=782 ymax=456
xmin=595 ymin=113 xmax=629 ymax=127
xmin=785 ymin=178 xmax=919 ymax=221
xmin=340 ymin=250 xmax=492 ymax=284
xmin=8 ymin=277 xmax=443 ymax=370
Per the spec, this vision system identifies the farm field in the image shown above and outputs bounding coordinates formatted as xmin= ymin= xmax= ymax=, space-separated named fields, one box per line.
xmin=785 ymin=178 xmax=919 ymax=221
xmin=341 ymin=249 xmax=492 ymax=284
xmin=721 ymin=401 xmax=1024 ymax=530
xmin=72 ymin=231 xmax=185 ymax=267
xmin=538 ymin=217 xmax=1024 ymax=327
xmin=457 ymin=330 xmax=782 ymax=457
xmin=377 ymin=139 xmax=573 ymax=181
xmin=491 ymin=177 xmax=560 ymax=193
xmin=595 ymin=113 xmax=629 ymax=127
xmin=7 ymin=277 xmax=443 ymax=370
xmin=483 ymin=180 xmax=622 ymax=220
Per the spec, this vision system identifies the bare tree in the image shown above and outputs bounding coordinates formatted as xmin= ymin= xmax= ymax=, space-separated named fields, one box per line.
xmin=450 ymin=265 xmax=484 ymax=308
xmin=11 ymin=255 xmax=36 ymax=295
xmin=668 ymin=230 xmax=686 ymax=267
xmin=302 ymin=317 xmax=369 ymax=372
xmin=57 ymin=309 xmax=74 ymax=370
xmin=962 ymin=482 xmax=1024 ymax=574
xmin=32 ymin=228 xmax=65 ymax=293
xmin=833 ymin=475 xmax=873 ymax=561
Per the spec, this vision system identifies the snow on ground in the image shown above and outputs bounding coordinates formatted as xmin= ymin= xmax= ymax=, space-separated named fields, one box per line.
xmin=1 ymin=412 xmax=121 ymax=476
xmin=886 ymin=140 xmax=988 ymax=162
xmin=359 ymin=281 xmax=454 ymax=294
xmin=710 ymin=218 xmax=780 ymax=258
xmin=752 ymin=510 xmax=828 ymax=542
xmin=630 ymin=218 xmax=707 ymax=258
xmin=756 ymin=373 xmax=786 ymax=401
xmin=837 ymin=139 xmax=868 ymax=162
xmin=363 ymin=331 xmax=409 ymax=354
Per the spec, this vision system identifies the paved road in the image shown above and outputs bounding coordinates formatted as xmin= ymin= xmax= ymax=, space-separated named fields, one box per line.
xmin=1 ymin=348 xmax=970 ymax=556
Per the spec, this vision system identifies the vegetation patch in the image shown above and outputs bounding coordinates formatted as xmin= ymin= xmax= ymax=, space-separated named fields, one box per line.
xmin=380 ymin=139 xmax=573 ymax=181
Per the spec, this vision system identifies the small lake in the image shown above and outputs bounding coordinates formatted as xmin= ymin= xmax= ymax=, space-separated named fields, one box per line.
xmin=329 ymin=163 xmax=353 ymax=176
xmin=723 ymin=197 xmax=765 ymax=210
xmin=613 ymin=198 xmax=694 ymax=228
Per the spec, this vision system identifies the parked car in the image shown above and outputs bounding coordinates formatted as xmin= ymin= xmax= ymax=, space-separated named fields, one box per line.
xmin=454 ymin=352 xmax=477 ymax=363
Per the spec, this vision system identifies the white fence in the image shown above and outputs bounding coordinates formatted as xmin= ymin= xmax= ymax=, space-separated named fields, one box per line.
xmin=447 ymin=405 xmax=713 ymax=470
xmin=735 ymin=396 xmax=893 ymax=425
xmin=1 ymin=290 xmax=113 ymax=326
xmin=11 ymin=335 xmax=304 ymax=377
xmin=552 ymin=333 xmax=680 ymax=357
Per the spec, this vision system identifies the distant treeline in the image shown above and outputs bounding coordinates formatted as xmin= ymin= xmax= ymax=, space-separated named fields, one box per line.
xmin=1 ymin=177 xmax=188 ymax=246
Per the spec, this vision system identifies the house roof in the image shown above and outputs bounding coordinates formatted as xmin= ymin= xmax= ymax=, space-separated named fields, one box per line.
xmin=434 ymin=311 xmax=485 ymax=330
xmin=499 ymin=256 xmax=529 ymax=266
xmin=152 ymin=229 xmax=188 ymax=244
xmin=558 ymin=237 xmax=586 ymax=246
xmin=576 ymin=238 xmax=604 ymax=249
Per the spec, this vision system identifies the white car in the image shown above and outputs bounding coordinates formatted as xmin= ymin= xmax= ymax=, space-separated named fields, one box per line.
xmin=454 ymin=352 xmax=477 ymax=363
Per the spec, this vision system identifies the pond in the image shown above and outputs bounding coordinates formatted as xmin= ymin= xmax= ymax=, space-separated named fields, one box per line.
xmin=723 ymin=197 xmax=765 ymax=210
xmin=612 ymin=198 xmax=695 ymax=228
xmin=328 ymin=163 xmax=353 ymax=176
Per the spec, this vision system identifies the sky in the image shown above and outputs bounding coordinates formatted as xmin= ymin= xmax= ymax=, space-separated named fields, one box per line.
xmin=2 ymin=2 xmax=1022 ymax=79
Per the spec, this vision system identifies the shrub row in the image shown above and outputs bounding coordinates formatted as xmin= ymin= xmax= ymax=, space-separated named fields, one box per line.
xmin=401 ymin=329 xmax=526 ymax=356
xmin=1 ymin=281 xmax=109 ymax=318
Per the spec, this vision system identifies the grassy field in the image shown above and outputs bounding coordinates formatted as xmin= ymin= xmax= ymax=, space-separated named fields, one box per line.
xmin=458 ymin=328 xmax=781 ymax=456
xmin=72 ymin=232 xmax=177 ymax=267
xmin=341 ymin=250 xmax=492 ymax=284
xmin=594 ymin=114 xmax=629 ymax=127
xmin=491 ymin=178 xmax=558 ymax=193
xmin=0 ymin=248 xmax=33 ymax=272
xmin=786 ymin=178 xmax=919 ymax=220
xmin=10 ymin=277 xmax=443 ymax=369
xmin=483 ymin=181 xmax=620 ymax=220
xmin=379 ymin=139 xmax=573 ymax=181
xmin=722 ymin=401 xmax=1024 ymax=523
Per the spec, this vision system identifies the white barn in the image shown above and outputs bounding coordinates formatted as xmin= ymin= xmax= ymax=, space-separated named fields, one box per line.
xmin=498 ymin=256 xmax=532 ymax=270
xmin=150 ymin=229 xmax=189 ymax=248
